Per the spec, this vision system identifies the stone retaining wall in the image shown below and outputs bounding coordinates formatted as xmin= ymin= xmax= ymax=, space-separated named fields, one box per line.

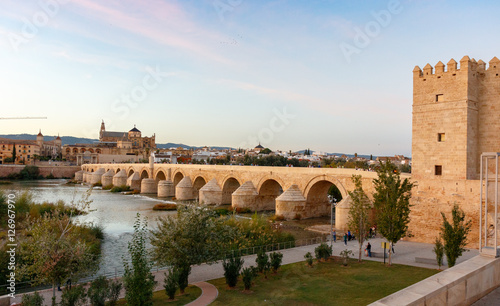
xmin=369 ymin=255 xmax=500 ymax=305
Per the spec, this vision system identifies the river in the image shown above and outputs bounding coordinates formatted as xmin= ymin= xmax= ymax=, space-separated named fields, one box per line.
xmin=0 ymin=179 xmax=177 ymax=277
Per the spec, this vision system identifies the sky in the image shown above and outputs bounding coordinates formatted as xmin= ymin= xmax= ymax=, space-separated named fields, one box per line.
xmin=0 ymin=0 xmax=499 ymax=156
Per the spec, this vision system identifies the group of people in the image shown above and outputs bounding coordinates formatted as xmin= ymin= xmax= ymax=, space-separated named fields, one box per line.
xmin=331 ymin=230 xmax=356 ymax=246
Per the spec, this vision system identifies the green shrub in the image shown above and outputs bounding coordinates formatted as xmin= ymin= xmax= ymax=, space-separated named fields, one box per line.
xmin=304 ymin=252 xmax=314 ymax=267
xmin=164 ymin=268 xmax=178 ymax=300
xmin=214 ymin=208 xmax=230 ymax=216
xmin=60 ymin=284 xmax=87 ymax=306
xmin=110 ymin=185 xmax=131 ymax=193
xmin=270 ymin=252 xmax=283 ymax=273
xmin=88 ymin=276 xmax=109 ymax=306
xmin=256 ymin=249 xmax=270 ymax=276
xmin=108 ymin=279 xmax=122 ymax=306
xmin=45 ymin=173 xmax=55 ymax=179
xmin=102 ymin=185 xmax=113 ymax=190
xmin=340 ymin=249 xmax=354 ymax=266
xmin=19 ymin=166 xmax=41 ymax=180
xmin=241 ymin=266 xmax=257 ymax=290
xmin=222 ymin=255 xmax=244 ymax=288
xmin=314 ymin=243 xmax=332 ymax=261
xmin=21 ymin=291 xmax=44 ymax=306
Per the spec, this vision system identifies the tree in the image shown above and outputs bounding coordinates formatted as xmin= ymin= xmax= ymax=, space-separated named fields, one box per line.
xmin=150 ymin=204 xmax=237 ymax=288
xmin=347 ymin=175 xmax=372 ymax=262
xmin=372 ymin=161 xmax=415 ymax=265
xmin=122 ymin=214 xmax=156 ymax=306
xmin=433 ymin=237 xmax=444 ymax=269
xmin=17 ymin=190 xmax=98 ymax=301
xmin=163 ymin=268 xmax=178 ymax=300
xmin=12 ymin=144 xmax=16 ymax=163
xmin=440 ymin=204 xmax=472 ymax=267
xmin=259 ymin=148 xmax=272 ymax=154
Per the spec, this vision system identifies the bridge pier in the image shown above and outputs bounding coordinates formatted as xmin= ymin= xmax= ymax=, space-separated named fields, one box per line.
xmin=83 ymin=171 xmax=89 ymax=183
xmin=275 ymin=185 xmax=306 ymax=220
xmin=113 ymin=169 xmax=127 ymax=187
xmin=74 ymin=170 xmax=84 ymax=181
xmin=101 ymin=170 xmax=114 ymax=187
xmin=141 ymin=178 xmax=157 ymax=194
xmin=199 ymin=179 xmax=222 ymax=205
xmin=334 ymin=195 xmax=351 ymax=231
xmin=91 ymin=168 xmax=105 ymax=185
xmin=127 ymin=172 xmax=141 ymax=191
xmin=158 ymin=180 xmax=175 ymax=197
xmin=232 ymin=181 xmax=258 ymax=211
xmin=176 ymin=176 xmax=195 ymax=200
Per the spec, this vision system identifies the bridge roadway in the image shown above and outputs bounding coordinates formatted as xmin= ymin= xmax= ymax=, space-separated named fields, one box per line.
xmin=76 ymin=164 xmax=381 ymax=223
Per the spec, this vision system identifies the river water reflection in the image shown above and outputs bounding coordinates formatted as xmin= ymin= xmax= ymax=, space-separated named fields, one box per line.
xmin=0 ymin=179 xmax=177 ymax=276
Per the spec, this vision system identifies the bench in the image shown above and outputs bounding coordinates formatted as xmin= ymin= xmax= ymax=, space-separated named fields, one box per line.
xmin=415 ymin=257 xmax=439 ymax=265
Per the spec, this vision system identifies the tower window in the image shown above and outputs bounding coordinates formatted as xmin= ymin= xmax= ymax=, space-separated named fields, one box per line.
xmin=435 ymin=165 xmax=442 ymax=176
xmin=435 ymin=94 xmax=444 ymax=102
xmin=438 ymin=133 xmax=445 ymax=142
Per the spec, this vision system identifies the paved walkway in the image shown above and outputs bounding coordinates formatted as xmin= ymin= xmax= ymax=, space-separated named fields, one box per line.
xmin=8 ymin=238 xmax=483 ymax=305
xmin=185 ymin=282 xmax=218 ymax=306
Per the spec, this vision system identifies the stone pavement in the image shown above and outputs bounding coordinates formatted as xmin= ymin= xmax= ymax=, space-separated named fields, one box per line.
xmin=10 ymin=238 xmax=482 ymax=305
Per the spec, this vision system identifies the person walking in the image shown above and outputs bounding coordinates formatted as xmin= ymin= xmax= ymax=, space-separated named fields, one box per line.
xmin=343 ymin=233 xmax=347 ymax=246
xmin=347 ymin=230 xmax=352 ymax=241
xmin=366 ymin=242 xmax=372 ymax=257
xmin=332 ymin=230 xmax=337 ymax=243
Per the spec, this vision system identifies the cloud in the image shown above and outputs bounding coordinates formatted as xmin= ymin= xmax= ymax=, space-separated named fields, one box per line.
xmin=69 ymin=0 xmax=235 ymax=65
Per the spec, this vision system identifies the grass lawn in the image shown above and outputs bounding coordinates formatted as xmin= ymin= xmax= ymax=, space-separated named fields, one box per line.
xmin=115 ymin=285 xmax=201 ymax=305
xmin=209 ymin=257 xmax=439 ymax=306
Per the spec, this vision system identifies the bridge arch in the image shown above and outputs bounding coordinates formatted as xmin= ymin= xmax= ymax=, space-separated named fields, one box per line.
xmin=221 ymin=176 xmax=241 ymax=204
xmin=257 ymin=178 xmax=284 ymax=211
xmin=127 ymin=167 xmax=135 ymax=177
xmin=116 ymin=168 xmax=121 ymax=173
xmin=303 ymin=175 xmax=347 ymax=218
xmin=154 ymin=169 xmax=167 ymax=182
xmin=173 ymin=170 xmax=185 ymax=188
xmin=140 ymin=168 xmax=149 ymax=179
xmin=193 ymin=175 xmax=208 ymax=199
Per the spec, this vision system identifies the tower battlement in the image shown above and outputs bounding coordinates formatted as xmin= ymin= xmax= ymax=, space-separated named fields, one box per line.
xmin=413 ymin=56 xmax=500 ymax=79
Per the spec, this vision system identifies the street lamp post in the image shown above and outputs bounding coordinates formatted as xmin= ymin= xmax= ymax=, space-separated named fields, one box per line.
xmin=329 ymin=196 xmax=337 ymax=249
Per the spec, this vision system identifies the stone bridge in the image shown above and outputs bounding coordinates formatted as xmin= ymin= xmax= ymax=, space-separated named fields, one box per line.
xmin=76 ymin=164 xmax=380 ymax=224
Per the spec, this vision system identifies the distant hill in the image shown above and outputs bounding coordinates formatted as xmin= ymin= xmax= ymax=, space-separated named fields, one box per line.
xmin=0 ymin=134 xmax=98 ymax=145
xmin=156 ymin=143 xmax=234 ymax=151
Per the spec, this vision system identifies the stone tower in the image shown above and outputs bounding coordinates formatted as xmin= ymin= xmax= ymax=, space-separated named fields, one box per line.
xmin=99 ymin=120 xmax=105 ymax=141
xmin=36 ymin=129 xmax=44 ymax=147
xmin=412 ymin=56 xmax=500 ymax=181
